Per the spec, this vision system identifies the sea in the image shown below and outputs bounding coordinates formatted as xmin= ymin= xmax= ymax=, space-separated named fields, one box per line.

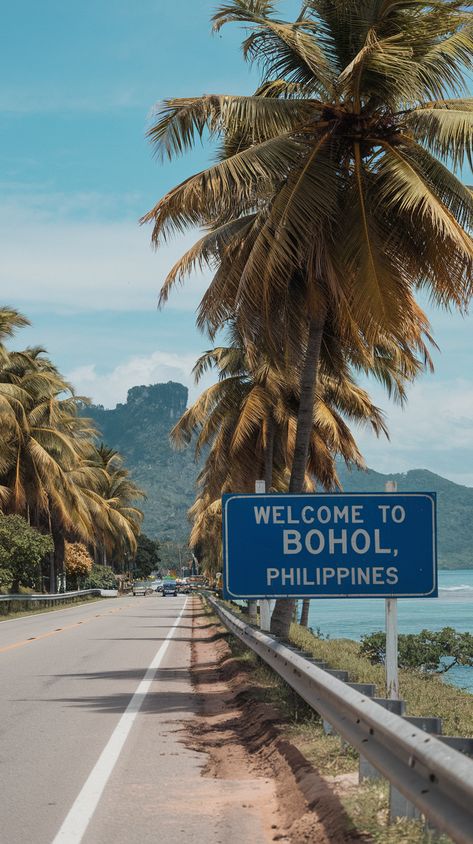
xmin=306 ymin=569 xmax=473 ymax=693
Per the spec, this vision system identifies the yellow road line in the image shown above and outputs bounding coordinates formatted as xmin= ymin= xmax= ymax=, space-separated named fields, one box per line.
xmin=0 ymin=604 xmax=134 ymax=654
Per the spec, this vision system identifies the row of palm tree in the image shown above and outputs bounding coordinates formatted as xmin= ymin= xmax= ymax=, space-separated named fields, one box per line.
xmin=0 ymin=310 xmax=144 ymax=592
xmin=144 ymin=0 xmax=473 ymax=636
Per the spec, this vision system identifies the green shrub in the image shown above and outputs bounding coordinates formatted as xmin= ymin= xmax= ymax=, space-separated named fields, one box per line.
xmin=360 ymin=628 xmax=473 ymax=674
xmin=0 ymin=515 xmax=53 ymax=593
xmin=82 ymin=565 xmax=116 ymax=589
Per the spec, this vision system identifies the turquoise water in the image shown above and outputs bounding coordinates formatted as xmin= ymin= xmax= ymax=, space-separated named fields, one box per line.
xmin=307 ymin=569 xmax=473 ymax=692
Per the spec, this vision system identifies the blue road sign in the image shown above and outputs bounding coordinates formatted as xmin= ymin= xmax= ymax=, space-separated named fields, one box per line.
xmin=222 ymin=493 xmax=437 ymax=599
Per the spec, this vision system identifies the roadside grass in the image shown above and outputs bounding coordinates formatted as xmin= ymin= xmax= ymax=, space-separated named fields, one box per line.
xmin=342 ymin=781 xmax=450 ymax=844
xmin=0 ymin=595 xmax=105 ymax=621
xmin=289 ymin=623 xmax=473 ymax=736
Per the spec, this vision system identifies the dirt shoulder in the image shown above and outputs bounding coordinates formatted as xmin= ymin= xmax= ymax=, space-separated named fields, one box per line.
xmin=185 ymin=597 xmax=366 ymax=844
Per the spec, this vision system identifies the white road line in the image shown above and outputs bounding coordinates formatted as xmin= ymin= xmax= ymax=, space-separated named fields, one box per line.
xmin=51 ymin=598 xmax=188 ymax=844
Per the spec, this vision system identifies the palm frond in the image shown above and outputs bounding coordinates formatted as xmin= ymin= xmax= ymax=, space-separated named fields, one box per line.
xmin=148 ymin=94 xmax=317 ymax=160
xmin=159 ymin=215 xmax=256 ymax=307
xmin=141 ymin=133 xmax=307 ymax=244
xmin=405 ymin=99 xmax=473 ymax=170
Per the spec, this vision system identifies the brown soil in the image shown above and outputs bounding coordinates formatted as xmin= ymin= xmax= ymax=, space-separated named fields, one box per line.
xmin=185 ymin=598 xmax=368 ymax=844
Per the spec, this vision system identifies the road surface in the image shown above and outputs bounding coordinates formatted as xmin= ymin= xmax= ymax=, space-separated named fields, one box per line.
xmin=0 ymin=595 xmax=274 ymax=844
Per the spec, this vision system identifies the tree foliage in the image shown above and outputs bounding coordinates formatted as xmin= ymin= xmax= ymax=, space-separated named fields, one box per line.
xmin=65 ymin=542 xmax=94 ymax=586
xmin=81 ymin=565 xmax=117 ymax=590
xmin=360 ymin=628 xmax=473 ymax=674
xmin=0 ymin=514 xmax=53 ymax=593
xmin=133 ymin=532 xmax=161 ymax=579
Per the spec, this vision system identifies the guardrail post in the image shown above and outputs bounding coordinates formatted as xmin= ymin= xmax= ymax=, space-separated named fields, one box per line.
xmin=389 ymin=717 xmax=443 ymax=824
xmin=359 ymin=697 xmax=406 ymax=782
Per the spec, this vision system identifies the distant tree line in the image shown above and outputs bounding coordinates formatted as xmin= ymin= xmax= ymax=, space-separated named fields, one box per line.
xmin=0 ymin=308 xmax=146 ymax=594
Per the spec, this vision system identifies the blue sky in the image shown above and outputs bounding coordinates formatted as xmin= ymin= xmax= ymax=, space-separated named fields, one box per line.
xmin=1 ymin=1 xmax=472 ymax=485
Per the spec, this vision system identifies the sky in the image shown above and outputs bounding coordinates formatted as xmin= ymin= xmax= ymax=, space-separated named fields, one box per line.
xmin=1 ymin=0 xmax=472 ymax=486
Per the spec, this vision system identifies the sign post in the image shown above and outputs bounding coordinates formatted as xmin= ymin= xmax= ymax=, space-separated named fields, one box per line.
xmin=384 ymin=481 xmax=399 ymax=699
xmin=255 ymin=480 xmax=273 ymax=632
xmin=247 ymin=480 xmax=267 ymax=624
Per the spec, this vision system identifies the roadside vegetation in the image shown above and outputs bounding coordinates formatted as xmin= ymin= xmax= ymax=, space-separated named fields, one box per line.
xmin=223 ymin=600 xmax=473 ymax=734
xmin=0 ymin=594 xmax=104 ymax=621
xmin=216 ymin=606 xmax=455 ymax=843
xmin=360 ymin=627 xmax=473 ymax=674
xmin=289 ymin=623 xmax=473 ymax=736
xmin=0 ymin=309 xmax=146 ymax=594
xmin=144 ymin=0 xmax=473 ymax=641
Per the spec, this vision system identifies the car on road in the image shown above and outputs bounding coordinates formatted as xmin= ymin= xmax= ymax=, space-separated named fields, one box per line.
xmin=132 ymin=581 xmax=153 ymax=596
xmin=161 ymin=580 xmax=177 ymax=597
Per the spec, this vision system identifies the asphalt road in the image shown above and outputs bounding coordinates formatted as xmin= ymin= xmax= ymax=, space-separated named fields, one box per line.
xmin=0 ymin=596 xmax=273 ymax=844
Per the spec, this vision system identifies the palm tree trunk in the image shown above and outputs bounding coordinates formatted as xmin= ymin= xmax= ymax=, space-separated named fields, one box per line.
xmin=49 ymin=549 xmax=55 ymax=594
xmin=270 ymin=314 xmax=325 ymax=638
xmin=51 ymin=518 xmax=65 ymax=594
xmin=264 ymin=413 xmax=275 ymax=492
xmin=300 ymin=599 xmax=310 ymax=627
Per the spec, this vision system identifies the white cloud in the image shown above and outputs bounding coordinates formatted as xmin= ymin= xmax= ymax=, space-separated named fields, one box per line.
xmin=0 ymin=197 xmax=209 ymax=312
xmin=352 ymin=378 xmax=473 ymax=486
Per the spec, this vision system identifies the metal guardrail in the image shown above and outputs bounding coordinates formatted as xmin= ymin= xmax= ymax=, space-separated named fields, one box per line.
xmin=0 ymin=589 xmax=103 ymax=603
xmin=208 ymin=596 xmax=473 ymax=844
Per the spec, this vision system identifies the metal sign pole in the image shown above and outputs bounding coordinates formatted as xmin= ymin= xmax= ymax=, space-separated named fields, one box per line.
xmin=255 ymin=480 xmax=273 ymax=632
xmin=384 ymin=480 xmax=399 ymax=699
xmin=247 ymin=480 xmax=266 ymax=624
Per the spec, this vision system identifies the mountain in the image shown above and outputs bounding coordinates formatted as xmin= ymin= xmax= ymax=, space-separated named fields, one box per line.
xmin=84 ymin=382 xmax=197 ymax=543
xmin=336 ymin=465 xmax=473 ymax=570
xmin=84 ymin=382 xmax=473 ymax=569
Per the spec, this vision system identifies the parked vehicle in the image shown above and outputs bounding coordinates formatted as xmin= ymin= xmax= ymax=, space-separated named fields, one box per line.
xmin=162 ymin=580 xmax=177 ymax=597
xmin=133 ymin=581 xmax=152 ymax=596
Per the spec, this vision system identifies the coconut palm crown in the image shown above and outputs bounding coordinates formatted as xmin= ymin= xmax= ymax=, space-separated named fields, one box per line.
xmin=144 ymin=0 xmax=472 ymax=341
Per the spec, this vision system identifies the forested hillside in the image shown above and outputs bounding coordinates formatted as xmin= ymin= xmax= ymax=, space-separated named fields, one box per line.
xmin=84 ymin=382 xmax=473 ymax=569
xmin=84 ymin=383 xmax=196 ymax=543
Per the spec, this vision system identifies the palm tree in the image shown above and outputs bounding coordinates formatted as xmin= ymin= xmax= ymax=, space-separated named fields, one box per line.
xmin=0 ymin=348 xmax=98 ymax=589
xmin=81 ymin=444 xmax=145 ymax=566
xmin=0 ymin=308 xmax=29 ymax=348
xmin=173 ymin=324 xmax=394 ymax=581
xmin=143 ymin=0 xmax=472 ymax=634
xmin=144 ymin=0 xmax=471 ymax=468
xmin=0 ymin=324 xmax=146 ymax=591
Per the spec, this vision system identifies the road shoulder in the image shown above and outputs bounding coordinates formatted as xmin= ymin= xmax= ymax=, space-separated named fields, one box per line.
xmin=188 ymin=598 xmax=365 ymax=844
